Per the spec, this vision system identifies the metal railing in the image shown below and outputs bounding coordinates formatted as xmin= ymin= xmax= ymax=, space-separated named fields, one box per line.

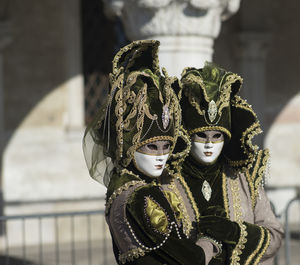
xmin=0 ymin=195 xmax=299 ymax=265
xmin=0 ymin=209 xmax=115 ymax=265
xmin=284 ymin=196 xmax=300 ymax=265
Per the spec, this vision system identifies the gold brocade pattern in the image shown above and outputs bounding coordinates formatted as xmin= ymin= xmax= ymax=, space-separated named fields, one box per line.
xmin=145 ymin=197 xmax=169 ymax=234
xmin=216 ymin=74 xmax=242 ymax=116
xmin=119 ymin=247 xmax=146 ymax=264
xmin=176 ymin=173 xmax=200 ymax=223
xmin=183 ymin=72 xmax=242 ymax=114
xmin=222 ymin=172 xmax=230 ymax=218
xmin=253 ymin=228 xmax=271 ymax=265
xmin=245 ymin=226 xmax=265 ymax=265
xmin=166 ymin=180 xmax=192 ymax=237
xmin=245 ymin=169 xmax=255 ymax=210
xmin=256 ymin=149 xmax=270 ymax=196
xmin=230 ymin=178 xmax=248 ymax=265
xmin=104 ymin=40 xmax=182 ymax=168
xmin=245 ymin=149 xmax=270 ymax=209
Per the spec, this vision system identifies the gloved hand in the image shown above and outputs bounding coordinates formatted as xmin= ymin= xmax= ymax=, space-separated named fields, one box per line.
xmin=202 ymin=205 xmax=227 ymax=218
xmin=199 ymin=209 xmax=241 ymax=245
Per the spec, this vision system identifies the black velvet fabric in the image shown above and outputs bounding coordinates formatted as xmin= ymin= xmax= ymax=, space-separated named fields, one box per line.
xmin=181 ymin=155 xmax=270 ymax=264
xmin=181 ymin=155 xmax=225 ymax=213
xmin=126 ymin=185 xmax=206 ymax=265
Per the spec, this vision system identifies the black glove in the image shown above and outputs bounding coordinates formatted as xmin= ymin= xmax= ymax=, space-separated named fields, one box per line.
xmin=202 ymin=205 xmax=227 ymax=218
xmin=199 ymin=215 xmax=240 ymax=245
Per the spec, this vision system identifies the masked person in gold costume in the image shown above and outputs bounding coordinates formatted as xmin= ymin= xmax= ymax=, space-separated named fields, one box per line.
xmin=178 ymin=63 xmax=284 ymax=265
xmin=83 ymin=41 xmax=224 ymax=265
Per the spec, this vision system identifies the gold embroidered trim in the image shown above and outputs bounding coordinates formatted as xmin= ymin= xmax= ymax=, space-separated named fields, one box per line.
xmin=188 ymin=126 xmax=231 ymax=139
xmin=231 ymin=95 xmax=257 ymax=119
xmin=245 ymin=150 xmax=262 ymax=209
xmin=177 ymin=173 xmax=200 ymax=223
xmin=226 ymin=121 xmax=262 ymax=169
xmin=245 ymin=169 xmax=255 ymax=210
xmin=245 ymin=149 xmax=270 ymax=209
xmin=256 ymin=149 xmax=270 ymax=194
xmin=230 ymin=178 xmax=248 ymax=265
xmin=105 ymin=179 xmax=145 ymax=214
xmin=216 ymin=74 xmax=238 ymax=116
xmin=242 ymin=122 xmax=261 ymax=154
xmin=112 ymin=40 xmax=160 ymax=76
xmin=245 ymin=226 xmax=265 ymax=265
xmin=136 ymin=136 xmax=175 ymax=150
xmin=253 ymin=228 xmax=270 ymax=265
xmin=123 ymin=84 xmax=147 ymax=166
xmin=182 ymin=72 xmax=242 ymax=124
xmin=169 ymin=127 xmax=191 ymax=161
xmin=230 ymin=222 xmax=247 ymax=265
xmin=119 ymin=247 xmax=146 ymax=264
xmin=167 ymin=179 xmax=192 ymax=237
xmin=222 ymin=172 xmax=230 ymax=218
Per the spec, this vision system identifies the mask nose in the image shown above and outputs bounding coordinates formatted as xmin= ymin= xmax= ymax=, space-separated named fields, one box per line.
xmin=156 ymin=156 xmax=164 ymax=162
xmin=204 ymin=141 xmax=213 ymax=149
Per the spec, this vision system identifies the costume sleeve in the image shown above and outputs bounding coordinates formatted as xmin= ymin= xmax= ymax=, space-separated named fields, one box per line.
xmin=107 ymin=183 xmax=206 ymax=265
xmin=232 ymin=186 xmax=283 ymax=265
xmin=253 ymin=186 xmax=284 ymax=265
xmin=244 ymin=149 xmax=284 ymax=264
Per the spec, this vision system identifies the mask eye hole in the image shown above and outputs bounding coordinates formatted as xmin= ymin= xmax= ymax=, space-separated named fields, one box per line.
xmin=197 ymin=132 xmax=206 ymax=138
xmin=213 ymin=133 xmax=222 ymax=139
xmin=147 ymin=144 xmax=158 ymax=151
xmin=163 ymin=143 xmax=170 ymax=150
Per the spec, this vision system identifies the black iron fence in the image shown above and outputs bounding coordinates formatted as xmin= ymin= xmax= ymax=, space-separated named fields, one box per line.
xmin=0 ymin=195 xmax=299 ymax=265
xmin=0 ymin=208 xmax=115 ymax=265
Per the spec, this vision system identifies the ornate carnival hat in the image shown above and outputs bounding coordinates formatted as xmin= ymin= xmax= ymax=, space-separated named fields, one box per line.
xmin=83 ymin=40 xmax=181 ymax=186
xmin=180 ymin=62 xmax=265 ymax=170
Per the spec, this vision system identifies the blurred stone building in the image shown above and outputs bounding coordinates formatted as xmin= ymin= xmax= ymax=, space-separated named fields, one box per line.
xmin=0 ymin=0 xmax=300 ymax=240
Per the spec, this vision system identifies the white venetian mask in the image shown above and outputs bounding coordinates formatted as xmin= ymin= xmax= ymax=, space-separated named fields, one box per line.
xmin=191 ymin=130 xmax=224 ymax=165
xmin=133 ymin=140 xmax=171 ymax=178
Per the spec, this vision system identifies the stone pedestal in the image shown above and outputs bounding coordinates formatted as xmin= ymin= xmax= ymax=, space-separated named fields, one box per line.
xmin=103 ymin=0 xmax=241 ymax=76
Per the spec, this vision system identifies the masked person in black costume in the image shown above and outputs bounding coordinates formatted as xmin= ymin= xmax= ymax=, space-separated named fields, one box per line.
xmin=178 ymin=63 xmax=284 ymax=265
xmin=83 ymin=41 xmax=223 ymax=265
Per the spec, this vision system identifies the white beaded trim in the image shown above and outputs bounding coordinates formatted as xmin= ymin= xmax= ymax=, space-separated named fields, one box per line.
xmin=125 ymin=220 xmax=181 ymax=251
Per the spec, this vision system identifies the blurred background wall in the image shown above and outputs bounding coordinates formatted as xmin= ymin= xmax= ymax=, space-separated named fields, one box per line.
xmin=0 ymin=0 xmax=300 ymax=246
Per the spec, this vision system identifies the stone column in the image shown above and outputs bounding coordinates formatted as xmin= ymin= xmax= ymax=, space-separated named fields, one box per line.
xmin=63 ymin=0 xmax=85 ymax=132
xmin=0 ymin=19 xmax=12 ymax=231
xmin=103 ymin=0 xmax=241 ymax=77
xmin=236 ymin=32 xmax=270 ymax=146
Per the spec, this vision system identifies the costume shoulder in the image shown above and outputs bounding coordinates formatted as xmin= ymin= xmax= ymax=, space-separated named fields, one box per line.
xmin=108 ymin=180 xmax=206 ymax=264
xmin=244 ymin=148 xmax=269 ymax=208
xmin=106 ymin=169 xmax=145 ymax=214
